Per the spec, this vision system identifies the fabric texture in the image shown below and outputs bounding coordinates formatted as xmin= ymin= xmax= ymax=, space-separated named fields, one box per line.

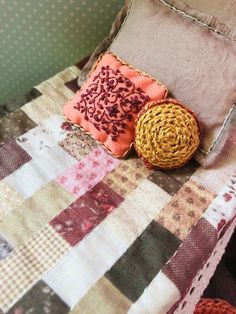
xmin=0 ymin=65 xmax=235 ymax=314
xmin=64 ymin=52 xmax=167 ymax=157
xmin=184 ymin=0 xmax=236 ymax=31
xmin=155 ymin=180 xmax=215 ymax=240
xmin=163 ymin=218 xmax=218 ymax=296
xmin=109 ymin=0 xmax=236 ymax=166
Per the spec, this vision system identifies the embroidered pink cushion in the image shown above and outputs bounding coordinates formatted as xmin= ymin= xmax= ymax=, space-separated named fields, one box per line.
xmin=63 ymin=52 xmax=167 ymax=157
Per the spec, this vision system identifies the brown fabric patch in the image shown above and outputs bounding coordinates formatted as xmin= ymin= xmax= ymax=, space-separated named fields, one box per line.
xmin=65 ymin=78 xmax=80 ymax=93
xmin=103 ymin=156 xmax=151 ymax=198
xmin=105 ymin=220 xmax=181 ymax=302
xmin=148 ymin=170 xmax=183 ymax=196
xmin=164 ymin=159 xmax=199 ymax=184
xmin=6 ymin=281 xmax=69 ymax=314
xmin=163 ymin=218 xmax=217 ymax=295
xmin=0 ymin=110 xmax=36 ymax=146
xmin=0 ymin=141 xmax=31 ymax=180
xmin=155 ymin=180 xmax=215 ymax=240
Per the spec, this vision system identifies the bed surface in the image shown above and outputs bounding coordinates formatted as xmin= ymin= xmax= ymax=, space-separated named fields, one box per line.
xmin=0 ymin=65 xmax=235 ymax=314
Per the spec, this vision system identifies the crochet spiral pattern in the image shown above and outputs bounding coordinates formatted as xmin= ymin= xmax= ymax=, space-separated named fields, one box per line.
xmin=134 ymin=98 xmax=201 ymax=169
xmin=194 ymin=298 xmax=236 ymax=314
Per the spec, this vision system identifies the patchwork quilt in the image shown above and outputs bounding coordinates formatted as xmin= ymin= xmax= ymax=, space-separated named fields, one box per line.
xmin=0 ymin=65 xmax=235 ymax=314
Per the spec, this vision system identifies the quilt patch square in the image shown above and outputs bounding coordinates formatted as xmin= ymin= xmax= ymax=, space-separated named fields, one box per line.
xmin=0 ymin=141 xmax=31 ymax=180
xmin=50 ymin=182 xmax=123 ymax=246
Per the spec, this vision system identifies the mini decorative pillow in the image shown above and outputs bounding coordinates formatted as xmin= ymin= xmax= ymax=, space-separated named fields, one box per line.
xmin=64 ymin=52 xmax=167 ymax=157
xmin=109 ymin=0 xmax=236 ymax=166
xmin=134 ymin=99 xmax=201 ymax=169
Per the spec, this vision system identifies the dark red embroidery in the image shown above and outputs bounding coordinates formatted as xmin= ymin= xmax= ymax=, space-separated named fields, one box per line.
xmin=73 ymin=65 xmax=150 ymax=141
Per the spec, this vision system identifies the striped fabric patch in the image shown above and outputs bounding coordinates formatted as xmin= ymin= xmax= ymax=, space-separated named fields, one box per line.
xmin=21 ymin=94 xmax=64 ymax=125
xmin=105 ymin=221 xmax=181 ymax=302
xmin=21 ymin=67 xmax=80 ymax=125
xmin=36 ymin=82 xmax=68 ymax=108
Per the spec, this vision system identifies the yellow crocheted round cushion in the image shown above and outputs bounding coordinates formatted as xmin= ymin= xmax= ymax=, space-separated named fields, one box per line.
xmin=134 ymin=98 xmax=201 ymax=169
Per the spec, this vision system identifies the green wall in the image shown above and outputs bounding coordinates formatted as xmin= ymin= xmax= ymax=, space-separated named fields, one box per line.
xmin=0 ymin=0 xmax=124 ymax=105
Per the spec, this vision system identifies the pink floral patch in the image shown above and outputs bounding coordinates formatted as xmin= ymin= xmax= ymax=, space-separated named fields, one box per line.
xmin=56 ymin=147 xmax=120 ymax=198
xmin=50 ymin=182 xmax=124 ymax=246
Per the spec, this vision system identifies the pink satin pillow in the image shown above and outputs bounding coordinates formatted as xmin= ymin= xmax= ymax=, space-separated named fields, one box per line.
xmin=63 ymin=52 xmax=167 ymax=157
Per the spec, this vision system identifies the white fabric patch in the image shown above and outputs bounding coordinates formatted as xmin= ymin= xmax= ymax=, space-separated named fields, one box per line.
xmin=4 ymin=145 xmax=77 ymax=198
xmin=128 ymin=271 xmax=181 ymax=314
xmin=16 ymin=115 xmax=68 ymax=158
xmin=44 ymin=226 xmax=127 ymax=308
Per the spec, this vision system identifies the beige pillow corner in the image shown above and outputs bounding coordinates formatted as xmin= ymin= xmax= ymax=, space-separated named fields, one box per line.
xmin=108 ymin=0 xmax=236 ymax=166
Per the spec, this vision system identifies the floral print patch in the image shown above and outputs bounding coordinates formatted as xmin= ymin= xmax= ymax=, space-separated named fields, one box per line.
xmin=155 ymin=180 xmax=215 ymax=240
xmin=56 ymin=147 xmax=120 ymax=198
xmin=50 ymin=182 xmax=124 ymax=246
xmin=59 ymin=128 xmax=97 ymax=160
